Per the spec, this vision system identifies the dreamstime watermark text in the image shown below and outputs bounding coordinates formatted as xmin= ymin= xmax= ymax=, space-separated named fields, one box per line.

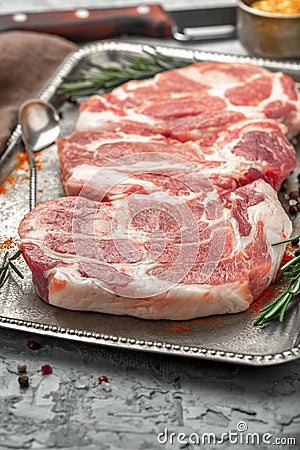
xmin=157 ymin=421 xmax=297 ymax=446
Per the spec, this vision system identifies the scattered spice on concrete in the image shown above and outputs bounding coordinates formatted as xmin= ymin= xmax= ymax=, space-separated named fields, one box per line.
xmin=18 ymin=375 xmax=29 ymax=388
xmin=41 ymin=364 xmax=52 ymax=375
xmin=27 ymin=340 xmax=41 ymax=350
xmin=0 ymin=238 xmax=14 ymax=252
xmin=98 ymin=375 xmax=109 ymax=384
xmin=17 ymin=362 xmax=27 ymax=373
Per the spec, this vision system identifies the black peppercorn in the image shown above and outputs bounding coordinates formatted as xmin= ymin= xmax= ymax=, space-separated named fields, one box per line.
xmin=289 ymin=204 xmax=298 ymax=215
xmin=289 ymin=191 xmax=299 ymax=200
xmin=280 ymin=182 xmax=287 ymax=192
xmin=18 ymin=374 xmax=29 ymax=388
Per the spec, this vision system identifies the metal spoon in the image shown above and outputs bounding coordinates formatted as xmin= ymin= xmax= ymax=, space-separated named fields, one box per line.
xmin=18 ymin=99 xmax=60 ymax=211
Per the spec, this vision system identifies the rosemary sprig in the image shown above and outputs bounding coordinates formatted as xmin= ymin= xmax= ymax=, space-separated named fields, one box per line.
xmin=254 ymin=234 xmax=300 ymax=326
xmin=0 ymin=249 xmax=24 ymax=288
xmin=57 ymin=53 xmax=184 ymax=97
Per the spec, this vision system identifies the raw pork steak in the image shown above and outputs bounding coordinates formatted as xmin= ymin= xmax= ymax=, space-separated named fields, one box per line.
xmin=18 ymin=60 xmax=299 ymax=320
xmin=57 ymin=119 xmax=296 ymax=201
xmin=77 ymin=62 xmax=300 ymax=140
xmin=18 ymin=180 xmax=291 ymax=320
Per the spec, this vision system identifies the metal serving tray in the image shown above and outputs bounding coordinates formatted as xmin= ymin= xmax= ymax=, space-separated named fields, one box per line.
xmin=0 ymin=41 xmax=300 ymax=366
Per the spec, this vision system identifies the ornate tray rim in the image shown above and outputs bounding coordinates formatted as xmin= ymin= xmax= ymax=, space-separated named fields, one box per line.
xmin=0 ymin=315 xmax=299 ymax=366
xmin=1 ymin=40 xmax=300 ymax=367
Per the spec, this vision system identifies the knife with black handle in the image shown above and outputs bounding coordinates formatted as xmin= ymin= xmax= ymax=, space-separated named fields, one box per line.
xmin=0 ymin=4 xmax=237 ymax=42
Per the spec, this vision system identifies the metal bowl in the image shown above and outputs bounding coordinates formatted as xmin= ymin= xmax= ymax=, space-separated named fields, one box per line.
xmin=237 ymin=0 xmax=300 ymax=59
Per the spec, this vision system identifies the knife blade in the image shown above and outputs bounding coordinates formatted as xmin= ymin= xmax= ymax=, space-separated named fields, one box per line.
xmin=0 ymin=4 xmax=237 ymax=42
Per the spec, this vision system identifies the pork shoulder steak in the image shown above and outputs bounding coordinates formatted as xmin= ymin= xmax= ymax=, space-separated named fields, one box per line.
xmin=18 ymin=60 xmax=298 ymax=320
xmin=57 ymin=119 xmax=296 ymax=201
xmin=18 ymin=180 xmax=291 ymax=320
xmin=77 ymin=62 xmax=300 ymax=140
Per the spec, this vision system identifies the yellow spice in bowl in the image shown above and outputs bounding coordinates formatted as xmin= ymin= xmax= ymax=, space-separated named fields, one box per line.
xmin=251 ymin=0 xmax=300 ymax=15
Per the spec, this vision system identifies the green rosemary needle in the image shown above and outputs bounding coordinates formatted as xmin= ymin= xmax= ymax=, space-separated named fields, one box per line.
xmin=57 ymin=53 xmax=185 ymax=97
xmin=0 ymin=249 xmax=24 ymax=288
xmin=254 ymin=234 xmax=300 ymax=326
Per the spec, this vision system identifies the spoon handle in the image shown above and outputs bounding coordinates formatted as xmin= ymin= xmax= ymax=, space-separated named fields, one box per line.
xmin=25 ymin=145 xmax=37 ymax=211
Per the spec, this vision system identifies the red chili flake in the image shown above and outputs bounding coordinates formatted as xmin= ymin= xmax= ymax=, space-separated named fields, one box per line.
xmin=98 ymin=375 xmax=109 ymax=384
xmin=169 ymin=323 xmax=191 ymax=333
xmin=27 ymin=340 xmax=41 ymax=350
xmin=41 ymin=364 xmax=52 ymax=375
xmin=0 ymin=237 xmax=14 ymax=252
xmin=250 ymin=281 xmax=287 ymax=313
xmin=195 ymin=317 xmax=223 ymax=329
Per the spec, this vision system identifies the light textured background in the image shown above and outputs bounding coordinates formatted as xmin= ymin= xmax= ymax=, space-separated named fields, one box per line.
xmin=0 ymin=1 xmax=299 ymax=449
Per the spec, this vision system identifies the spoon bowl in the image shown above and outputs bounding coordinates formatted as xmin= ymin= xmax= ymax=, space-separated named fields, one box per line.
xmin=18 ymin=99 xmax=60 ymax=210
xmin=19 ymin=99 xmax=60 ymax=152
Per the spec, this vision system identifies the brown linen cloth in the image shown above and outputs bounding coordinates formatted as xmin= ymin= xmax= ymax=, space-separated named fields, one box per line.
xmin=0 ymin=31 xmax=77 ymax=152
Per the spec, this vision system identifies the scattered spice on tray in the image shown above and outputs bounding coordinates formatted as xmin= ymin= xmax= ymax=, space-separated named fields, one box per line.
xmin=169 ymin=323 xmax=191 ymax=333
xmin=41 ymin=364 xmax=52 ymax=375
xmin=16 ymin=152 xmax=29 ymax=169
xmin=0 ymin=173 xmax=15 ymax=194
xmin=195 ymin=317 xmax=223 ymax=329
xmin=0 ymin=151 xmax=45 ymax=195
xmin=251 ymin=282 xmax=287 ymax=313
xmin=251 ymin=251 xmax=294 ymax=313
xmin=254 ymin=235 xmax=300 ymax=325
xmin=15 ymin=150 xmax=43 ymax=171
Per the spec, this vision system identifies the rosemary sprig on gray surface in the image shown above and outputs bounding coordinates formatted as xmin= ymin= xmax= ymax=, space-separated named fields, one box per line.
xmin=254 ymin=234 xmax=300 ymax=326
xmin=0 ymin=249 xmax=24 ymax=288
xmin=57 ymin=53 xmax=184 ymax=97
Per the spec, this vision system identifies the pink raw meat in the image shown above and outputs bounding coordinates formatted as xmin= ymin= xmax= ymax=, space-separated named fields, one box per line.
xmin=57 ymin=119 xmax=296 ymax=201
xmin=18 ymin=180 xmax=292 ymax=320
xmin=77 ymin=62 xmax=300 ymax=140
xmin=18 ymin=60 xmax=299 ymax=320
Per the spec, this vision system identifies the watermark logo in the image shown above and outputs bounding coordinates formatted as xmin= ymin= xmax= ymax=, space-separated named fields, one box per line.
xmin=157 ymin=421 xmax=297 ymax=446
xmin=72 ymin=152 xmax=226 ymax=298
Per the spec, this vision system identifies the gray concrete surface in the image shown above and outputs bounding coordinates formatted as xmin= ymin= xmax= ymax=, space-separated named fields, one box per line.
xmin=0 ymin=328 xmax=299 ymax=450
xmin=0 ymin=1 xmax=300 ymax=449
